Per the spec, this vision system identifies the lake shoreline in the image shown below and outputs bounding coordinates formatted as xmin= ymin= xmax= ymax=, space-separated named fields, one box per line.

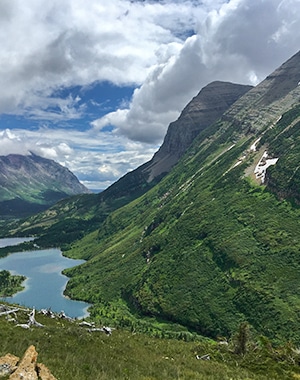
xmin=0 ymin=239 xmax=91 ymax=318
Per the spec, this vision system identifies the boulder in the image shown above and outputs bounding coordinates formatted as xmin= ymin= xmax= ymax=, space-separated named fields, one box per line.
xmin=0 ymin=346 xmax=57 ymax=379
xmin=0 ymin=354 xmax=19 ymax=377
xmin=9 ymin=345 xmax=38 ymax=380
xmin=37 ymin=363 xmax=58 ymax=380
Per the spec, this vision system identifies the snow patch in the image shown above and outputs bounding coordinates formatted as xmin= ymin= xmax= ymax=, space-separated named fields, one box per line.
xmin=254 ymin=151 xmax=279 ymax=184
xmin=250 ymin=138 xmax=261 ymax=152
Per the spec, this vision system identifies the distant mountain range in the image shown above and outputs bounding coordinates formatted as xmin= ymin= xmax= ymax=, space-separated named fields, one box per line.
xmin=5 ymin=50 xmax=300 ymax=344
xmin=0 ymin=152 xmax=90 ymax=217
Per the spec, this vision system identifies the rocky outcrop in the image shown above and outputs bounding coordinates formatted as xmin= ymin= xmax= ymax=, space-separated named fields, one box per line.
xmin=0 ymin=346 xmax=57 ymax=380
xmin=0 ymin=354 xmax=19 ymax=377
xmin=37 ymin=363 xmax=57 ymax=380
xmin=223 ymin=50 xmax=300 ymax=134
xmin=9 ymin=345 xmax=38 ymax=380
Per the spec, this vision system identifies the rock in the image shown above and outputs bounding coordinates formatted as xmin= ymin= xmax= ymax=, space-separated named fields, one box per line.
xmin=0 ymin=354 xmax=19 ymax=377
xmin=9 ymin=345 xmax=38 ymax=380
xmin=147 ymin=81 xmax=253 ymax=181
xmin=0 ymin=346 xmax=58 ymax=380
xmin=37 ymin=363 xmax=57 ymax=380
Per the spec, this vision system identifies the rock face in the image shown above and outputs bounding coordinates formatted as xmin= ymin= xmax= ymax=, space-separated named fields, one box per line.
xmin=144 ymin=81 xmax=253 ymax=181
xmin=223 ymin=50 xmax=300 ymax=133
xmin=0 ymin=152 xmax=90 ymax=217
xmin=0 ymin=346 xmax=57 ymax=380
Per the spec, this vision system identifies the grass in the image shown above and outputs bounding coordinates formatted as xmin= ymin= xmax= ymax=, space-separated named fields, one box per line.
xmin=1 ymin=305 xmax=300 ymax=380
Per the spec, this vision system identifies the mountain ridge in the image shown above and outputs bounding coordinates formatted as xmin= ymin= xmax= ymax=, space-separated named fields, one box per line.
xmin=145 ymin=81 xmax=253 ymax=181
xmin=58 ymin=49 xmax=300 ymax=343
xmin=0 ymin=152 xmax=90 ymax=217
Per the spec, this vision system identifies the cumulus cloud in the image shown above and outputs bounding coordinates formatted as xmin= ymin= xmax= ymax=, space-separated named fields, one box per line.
xmin=92 ymin=0 xmax=300 ymax=144
xmin=0 ymin=0 xmax=300 ymax=189
xmin=0 ymin=0 xmax=202 ymax=117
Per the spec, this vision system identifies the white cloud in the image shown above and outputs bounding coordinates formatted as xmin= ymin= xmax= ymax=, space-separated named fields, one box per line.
xmin=1 ymin=0 xmax=300 ymax=189
xmin=0 ymin=0 xmax=202 ymax=118
xmin=92 ymin=0 xmax=300 ymax=144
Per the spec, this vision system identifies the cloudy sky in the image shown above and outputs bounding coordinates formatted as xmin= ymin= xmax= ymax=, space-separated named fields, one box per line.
xmin=0 ymin=0 xmax=299 ymax=190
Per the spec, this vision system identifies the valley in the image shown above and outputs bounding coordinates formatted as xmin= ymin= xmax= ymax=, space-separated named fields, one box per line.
xmin=1 ymin=50 xmax=300 ymax=379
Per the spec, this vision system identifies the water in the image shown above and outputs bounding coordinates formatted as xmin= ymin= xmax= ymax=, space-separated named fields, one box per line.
xmin=0 ymin=237 xmax=33 ymax=248
xmin=0 ymin=241 xmax=90 ymax=318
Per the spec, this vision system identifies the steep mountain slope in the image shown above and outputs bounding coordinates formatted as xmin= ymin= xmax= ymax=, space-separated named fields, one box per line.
xmin=58 ymin=50 xmax=300 ymax=343
xmin=142 ymin=81 xmax=253 ymax=181
xmin=9 ymin=81 xmax=251 ymax=239
xmin=0 ymin=153 xmax=90 ymax=217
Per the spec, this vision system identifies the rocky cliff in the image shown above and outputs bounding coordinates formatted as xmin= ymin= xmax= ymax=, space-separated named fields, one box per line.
xmin=144 ymin=81 xmax=253 ymax=181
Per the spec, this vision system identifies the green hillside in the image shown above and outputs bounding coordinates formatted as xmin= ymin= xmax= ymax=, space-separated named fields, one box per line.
xmin=59 ymin=50 xmax=300 ymax=343
xmin=1 ymin=305 xmax=300 ymax=380
xmin=61 ymin=100 xmax=300 ymax=344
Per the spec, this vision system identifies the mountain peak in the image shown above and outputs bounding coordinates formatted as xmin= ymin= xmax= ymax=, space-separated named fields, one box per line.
xmin=144 ymin=81 xmax=253 ymax=181
xmin=0 ymin=153 xmax=90 ymax=217
xmin=260 ymin=49 xmax=300 ymax=105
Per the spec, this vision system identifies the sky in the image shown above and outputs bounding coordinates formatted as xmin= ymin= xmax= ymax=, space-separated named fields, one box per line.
xmin=0 ymin=0 xmax=300 ymax=191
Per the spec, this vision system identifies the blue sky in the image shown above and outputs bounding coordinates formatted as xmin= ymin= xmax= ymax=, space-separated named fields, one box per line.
xmin=0 ymin=0 xmax=299 ymax=190
xmin=0 ymin=83 xmax=135 ymax=132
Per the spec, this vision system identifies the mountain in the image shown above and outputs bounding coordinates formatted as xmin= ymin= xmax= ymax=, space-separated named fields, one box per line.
xmin=6 ymin=50 xmax=300 ymax=344
xmin=139 ymin=81 xmax=253 ymax=181
xmin=9 ymin=81 xmax=252 ymax=238
xmin=0 ymin=152 xmax=90 ymax=217
xmin=60 ymin=50 xmax=300 ymax=341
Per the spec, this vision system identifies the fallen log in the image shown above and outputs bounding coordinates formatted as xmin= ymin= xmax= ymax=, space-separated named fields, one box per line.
xmin=88 ymin=326 xmax=115 ymax=335
xmin=28 ymin=309 xmax=44 ymax=328
xmin=0 ymin=309 xmax=19 ymax=317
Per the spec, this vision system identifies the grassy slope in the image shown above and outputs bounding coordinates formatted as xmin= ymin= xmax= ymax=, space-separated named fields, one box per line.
xmin=61 ymin=105 xmax=300 ymax=345
xmin=0 ymin=307 xmax=300 ymax=380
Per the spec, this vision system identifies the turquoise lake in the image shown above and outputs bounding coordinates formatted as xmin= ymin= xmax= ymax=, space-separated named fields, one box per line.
xmin=0 ymin=242 xmax=90 ymax=318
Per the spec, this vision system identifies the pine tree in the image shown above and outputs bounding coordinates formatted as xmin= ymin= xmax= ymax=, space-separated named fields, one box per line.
xmin=234 ymin=322 xmax=249 ymax=355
